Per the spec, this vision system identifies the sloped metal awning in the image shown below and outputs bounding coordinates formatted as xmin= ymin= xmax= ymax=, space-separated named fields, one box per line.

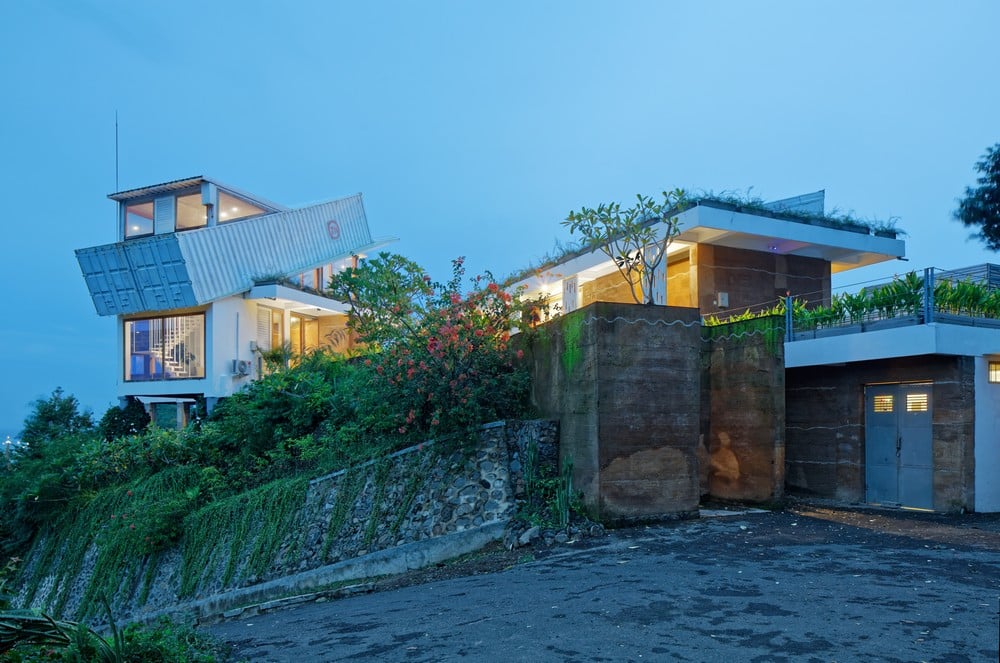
xmin=77 ymin=193 xmax=383 ymax=316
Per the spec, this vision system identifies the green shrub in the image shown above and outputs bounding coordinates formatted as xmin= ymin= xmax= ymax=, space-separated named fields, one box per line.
xmin=98 ymin=398 xmax=150 ymax=442
xmin=329 ymin=253 xmax=534 ymax=445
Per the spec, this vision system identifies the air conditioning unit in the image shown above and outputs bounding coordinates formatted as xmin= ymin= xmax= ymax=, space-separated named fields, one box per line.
xmin=233 ymin=359 xmax=252 ymax=376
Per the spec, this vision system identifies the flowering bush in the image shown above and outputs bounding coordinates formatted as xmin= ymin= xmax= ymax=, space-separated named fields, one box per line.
xmin=329 ymin=253 xmax=533 ymax=443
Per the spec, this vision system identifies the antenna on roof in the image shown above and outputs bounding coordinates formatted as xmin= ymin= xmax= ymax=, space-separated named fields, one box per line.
xmin=114 ymin=111 xmax=120 ymax=240
xmin=115 ymin=110 xmax=119 ymax=192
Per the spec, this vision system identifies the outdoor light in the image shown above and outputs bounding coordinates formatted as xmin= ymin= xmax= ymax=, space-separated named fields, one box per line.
xmin=990 ymin=361 xmax=1000 ymax=383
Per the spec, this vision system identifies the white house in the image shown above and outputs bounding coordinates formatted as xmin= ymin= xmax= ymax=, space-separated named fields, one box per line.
xmin=76 ymin=176 xmax=393 ymax=426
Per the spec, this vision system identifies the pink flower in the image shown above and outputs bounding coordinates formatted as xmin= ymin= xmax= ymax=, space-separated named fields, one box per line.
xmin=487 ymin=283 xmax=499 ymax=293
xmin=129 ymin=524 xmax=136 ymax=530
xmin=516 ymin=349 xmax=524 ymax=359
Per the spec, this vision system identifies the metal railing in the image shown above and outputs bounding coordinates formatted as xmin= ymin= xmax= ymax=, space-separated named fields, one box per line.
xmin=786 ymin=264 xmax=1000 ymax=342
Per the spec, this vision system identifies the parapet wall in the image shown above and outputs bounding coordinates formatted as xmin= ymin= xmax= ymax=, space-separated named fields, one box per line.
xmin=527 ymin=302 xmax=704 ymax=524
xmin=701 ymin=318 xmax=786 ymax=503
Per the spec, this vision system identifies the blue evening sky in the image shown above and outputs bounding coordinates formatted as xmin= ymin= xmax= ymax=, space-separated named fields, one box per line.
xmin=1 ymin=1 xmax=998 ymax=436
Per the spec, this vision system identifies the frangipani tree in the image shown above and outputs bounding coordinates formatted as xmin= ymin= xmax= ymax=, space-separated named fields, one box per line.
xmin=562 ymin=189 xmax=687 ymax=305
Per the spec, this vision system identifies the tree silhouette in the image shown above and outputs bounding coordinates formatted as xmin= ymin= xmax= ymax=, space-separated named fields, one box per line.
xmin=955 ymin=143 xmax=1000 ymax=250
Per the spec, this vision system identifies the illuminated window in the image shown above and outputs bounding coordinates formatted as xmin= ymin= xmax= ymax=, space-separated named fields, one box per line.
xmin=906 ymin=393 xmax=929 ymax=412
xmin=218 ymin=191 xmax=266 ymax=223
xmin=175 ymin=192 xmax=207 ymax=230
xmin=873 ymin=394 xmax=894 ymax=413
xmin=990 ymin=361 xmax=1000 ymax=383
xmin=124 ymin=314 xmax=205 ymax=381
xmin=125 ymin=201 xmax=154 ymax=238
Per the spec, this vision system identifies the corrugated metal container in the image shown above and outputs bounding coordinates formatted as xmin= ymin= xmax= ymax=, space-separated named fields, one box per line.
xmin=76 ymin=193 xmax=376 ymax=316
xmin=180 ymin=193 xmax=372 ymax=303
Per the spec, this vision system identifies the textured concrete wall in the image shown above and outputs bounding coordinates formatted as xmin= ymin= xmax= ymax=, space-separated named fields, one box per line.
xmin=695 ymin=245 xmax=830 ymax=315
xmin=702 ymin=319 xmax=786 ymax=503
xmin=581 ymin=271 xmax=638 ymax=307
xmin=667 ymin=254 xmax=693 ymax=307
xmin=786 ymin=356 xmax=975 ymax=511
xmin=527 ymin=302 xmax=702 ymax=523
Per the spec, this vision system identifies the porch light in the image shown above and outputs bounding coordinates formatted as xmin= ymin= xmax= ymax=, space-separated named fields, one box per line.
xmin=990 ymin=361 xmax=1000 ymax=383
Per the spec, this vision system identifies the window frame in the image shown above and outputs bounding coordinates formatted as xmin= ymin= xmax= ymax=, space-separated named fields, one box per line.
xmin=124 ymin=200 xmax=155 ymax=239
xmin=174 ymin=191 xmax=208 ymax=232
xmin=123 ymin=312 xmax=206 ymax=382
xmin=217 ymin=191 xmax=267 ymax=224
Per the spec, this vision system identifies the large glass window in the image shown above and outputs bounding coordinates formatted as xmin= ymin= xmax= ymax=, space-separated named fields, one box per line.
xmin=124 ymin=314 xmax=205 ymax=381
xmin=176 ymin=192 xmax=207 ymax=230
xmin=218 ymin=191 xmax=266 ymax=223
xmin=125 ymin=201 xmax=154 ymax=238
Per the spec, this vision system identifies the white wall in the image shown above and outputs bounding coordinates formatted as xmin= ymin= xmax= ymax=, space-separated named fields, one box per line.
xmin=206 ymin=297 xmax=259 ymax=398
xmin=974 ymin=356 xmax=1000 ymax=512
xmin=786 ymin=323 xmax=1000 ymax=368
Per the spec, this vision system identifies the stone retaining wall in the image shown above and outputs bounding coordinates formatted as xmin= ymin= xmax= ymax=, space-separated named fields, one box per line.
xmin=17 ymin=420 xmax=557 ymax=623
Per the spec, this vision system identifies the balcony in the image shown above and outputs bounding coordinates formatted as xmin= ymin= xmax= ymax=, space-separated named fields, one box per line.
xmin=783 ymin=265 xmax=1000 ymax=368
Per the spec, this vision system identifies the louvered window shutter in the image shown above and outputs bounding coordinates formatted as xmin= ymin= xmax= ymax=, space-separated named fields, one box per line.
xmin=154 ymin=197 xmax=175 ymax=234
xmin=257 ymin=306 xmax=272 ymax=351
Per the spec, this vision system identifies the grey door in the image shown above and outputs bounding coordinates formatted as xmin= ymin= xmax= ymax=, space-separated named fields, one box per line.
xmin=864 ymin=383 xmax=934 ymax=510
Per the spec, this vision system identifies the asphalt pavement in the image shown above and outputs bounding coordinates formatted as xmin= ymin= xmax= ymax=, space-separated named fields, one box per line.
xmin=207 ymin=505 xmax=1000 ymax=662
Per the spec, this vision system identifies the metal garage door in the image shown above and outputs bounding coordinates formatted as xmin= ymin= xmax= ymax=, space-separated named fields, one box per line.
xmin=864 ymin=382 xmax=934 ymax=510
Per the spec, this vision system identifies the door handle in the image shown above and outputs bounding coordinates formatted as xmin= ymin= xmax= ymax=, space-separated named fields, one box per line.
xmin=896 ymin=436 xmax=902 ymax=457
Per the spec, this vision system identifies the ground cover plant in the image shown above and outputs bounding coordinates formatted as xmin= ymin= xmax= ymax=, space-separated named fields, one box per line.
xmin=0 ymin=253 xmax=535 ymax=644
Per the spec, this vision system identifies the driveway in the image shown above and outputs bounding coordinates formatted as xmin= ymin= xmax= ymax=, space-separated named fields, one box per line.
xmin=207 ymin=503 xmax=1000 ymax=662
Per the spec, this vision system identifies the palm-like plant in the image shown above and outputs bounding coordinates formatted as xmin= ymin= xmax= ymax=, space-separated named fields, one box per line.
xmin=1 ymin=598 xmax=123 ymax=660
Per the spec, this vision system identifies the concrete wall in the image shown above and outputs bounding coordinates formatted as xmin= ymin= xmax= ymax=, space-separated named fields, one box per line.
xmin=527 ymin=302 xmax=703 ymax=524
xmin=666 ymin=254 xmax=693 ymax=307
xmin=974 ymin=356 xmax=1000 ymax=512
xmin=695 ymin=244 xmax=830 ymax=316
xmin=785 ymin=356 xmax=976 ymax=511
xmin=580 ymin=270 xmax=638 ymax=307
xmin=701 ymin=319 xmax=786 ymax=503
